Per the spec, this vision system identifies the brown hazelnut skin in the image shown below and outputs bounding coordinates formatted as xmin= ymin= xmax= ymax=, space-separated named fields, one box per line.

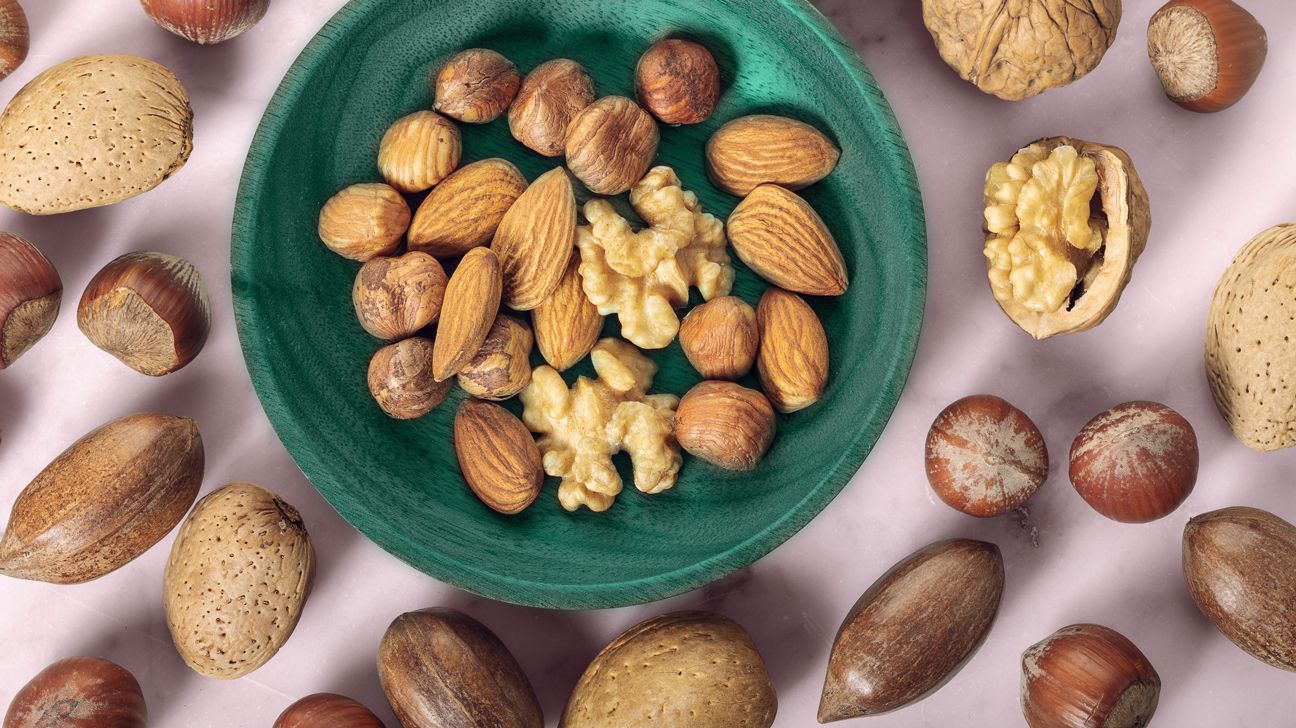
xmin=0 ymin=232 xmax=61 ymax=370
xmin=352 ymin=252 xmax=448 ymax=341
xmin=139 ymin=0 xmax=269 ymax=45
xmin=318 ymin=183 xmax=410 ymax=262
xmin=1069 ymin=401 xmax=1198 ymax=523
xmin=368 ymin=337 xmax=450 ymax=420
xmin=675 ymin=381 xmax=776 ymax=470
xmin=678 ymin=296 xmax=758 ymax=380
xmin=0 ymin=0 xmax=29 ymax=81
xmin=1021 ymin=624 xmax=1160 ymax=728
xmin=635 ymin=38 xmax=721 ymax=125
xmin=565 ymin=96 xmax=660 ymax=195
xmin=434 ymin=49 xmax=520 ymax=124
xmin=3 ymin=656 xmax=147 ymax=728
xmin=457 ymin=315 xmax=532 ymax=400
xmin=925 ymin=394 xmax=1048 ymax=517
xmin=509 ymin=59 xmax=595 ymax=157
xmin=78 ymin=251 xmax=211 ymax=377
xmin=1148 ymin=0 xmax=1267 ymax=112
xmin=273 ymin=693 xmax=385 ymax=728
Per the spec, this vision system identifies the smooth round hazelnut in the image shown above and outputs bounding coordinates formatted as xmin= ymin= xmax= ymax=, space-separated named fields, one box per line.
xmin=274 ymin=693 xmax=384 ymax=728
xmin=1021 ymin=624 xmax=1160 ymax=728
xmin=318 ymin=183 xmax=410 ymax=262
xmin=378 ymin=110 xmax=462 ymax=193
xmin=434 ymin=48 xmax=520 ymax=123
xmin=675 ymin=381 xmax=776 ymax=470
xmin=78 ymin=251 xmax=211 ymax=376
xmin=0 ymin=0 xmax=29 ymax=80
xmin=1148 ymin=0 xmax=1267 ymax=113
xmin=925 ymin=394 xmax=1048 ymax=517
xmin=565 ymin=96 xmax=659 ymax=195
xmin=635 ymin=38 xmax=720 ymax=125
xmin=140 ymin=0 xmax=269 ymax=44
xmin=368 ymin=337 xmax=450 ymax=419
xmin=0 ymin=232 xmax=60 ymax=370
xmin=1069 ymin=401 xmax=1198 ymax=523
xmin=457 ymin=315 xmax=532 ymax=400
xmin=353 ymin=251 xmax=448 ymax=341
xmin=508 ymin=59 xmax=595 ymax=157
xmin=679 ymin=296 xmax=758 ymax=380
xmin=4 ymin=656 xmax=146 ymax=728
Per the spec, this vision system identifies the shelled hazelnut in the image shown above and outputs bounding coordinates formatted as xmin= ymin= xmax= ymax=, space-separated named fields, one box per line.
xmin=378 ymin=110 xmax=462 ymax=193
xmin=352 ymin=252 xmax=448 ymax=341
xmin=318 ymin=183 xmax=410 ymax=262
xmin=675 ymin=381 xmax=775 ymax=470
xmin=508 ymin=59 xmax=595 ymax=157
xmin=434 ymin=48 xmax=520 ymax=123
xmin=678 ymin=296 xmax=758 ymax=380
xmin=635 ymin=38 xmax=720 ymax=125
xmin=368 ymin=337 xmax=450 ymax=419
xmin=565 ymin=96 xmax=659 ymax=195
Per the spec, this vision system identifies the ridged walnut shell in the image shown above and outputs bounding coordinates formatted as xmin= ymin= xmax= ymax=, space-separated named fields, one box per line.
xmin=922 ymin=0 xmax=1121 ymax=100
xmin=988 ymin=137 xmax=1151 ymax=340
xmin=3 ymin=656 xmax=147 ymax=728
xmin=1205 ymin=224 xmax=1296 ymax=451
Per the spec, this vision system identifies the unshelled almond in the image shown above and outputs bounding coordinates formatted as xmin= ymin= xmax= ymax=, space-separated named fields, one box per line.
xmin=432 ymin=247 xmax=502 ymax=381
xmin=728 ymin=184 xmax=848 ymax=296
xmin=757 ymin=288 xmax=829 ymax=413
xmin=491 ymin=166 xmax=576 ymax=310
xmin=453 ymin=399 xmax=544 ymax=514
xmin=706 ymin=114 xmax=840 ymax=196
xmin=533 ymin=257 xmax=602 ymax=371
xmin=408 ymin=158 xmax=527 ymax=257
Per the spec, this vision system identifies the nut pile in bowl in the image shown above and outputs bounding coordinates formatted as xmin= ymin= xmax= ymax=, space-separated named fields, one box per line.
xmin=317 ymin=40 xmax=848 ymax=515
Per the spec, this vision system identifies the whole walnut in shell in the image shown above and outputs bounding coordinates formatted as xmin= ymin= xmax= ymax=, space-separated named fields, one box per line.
xmin=922 ymin=0 xmax=1122 ymax=100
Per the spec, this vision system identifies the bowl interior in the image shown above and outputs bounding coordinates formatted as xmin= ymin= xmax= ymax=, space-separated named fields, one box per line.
xmin=232 ymin=0 xmax=925 ymax=609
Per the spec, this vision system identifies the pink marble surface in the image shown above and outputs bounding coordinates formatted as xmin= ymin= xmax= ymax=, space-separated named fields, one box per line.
xmin=1 ymin=0 xmax=1294 ymax=725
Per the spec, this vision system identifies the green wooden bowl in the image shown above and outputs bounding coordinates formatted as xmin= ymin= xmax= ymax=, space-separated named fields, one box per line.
xmin=232 ymin=0 xmax=925 ymax=609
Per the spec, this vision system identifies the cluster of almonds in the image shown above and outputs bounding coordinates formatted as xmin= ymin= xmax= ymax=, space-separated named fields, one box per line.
xmin=318 ymin=39 xmax=852 ymax=515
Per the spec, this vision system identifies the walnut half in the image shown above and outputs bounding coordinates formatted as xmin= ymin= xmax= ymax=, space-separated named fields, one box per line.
xmin=983 ymin=137 xmax=1150 ymax=339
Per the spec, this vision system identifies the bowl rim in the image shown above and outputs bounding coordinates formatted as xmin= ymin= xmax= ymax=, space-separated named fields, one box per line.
xmin=231 ymin=0 xmax=927 ymax=609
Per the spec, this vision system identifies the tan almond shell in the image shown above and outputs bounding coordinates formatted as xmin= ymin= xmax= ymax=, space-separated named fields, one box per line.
xmin=989 ymin=136 xmax=1151 ymax=340
xmin=0 ymin=413 xmax=202 ymax=584
xmin=408 ymin=158 xmax=528 ymax=257
xmin=491 ymin=167 xmax=575 ymax=311
xmin=532 ymin=256 xmax=602 ymax=371
xmin=0 ymin=54 xmax=193 ymax=215
xmin=560 ymin=611 xmax=777 ymax=728
xmin=705 ymin=115 xmax=840 ymax=196
xmin=164 ymin=482 xmax=315 ymax=679
xmin=1205 ymin=224 xmax=1296 ymax=451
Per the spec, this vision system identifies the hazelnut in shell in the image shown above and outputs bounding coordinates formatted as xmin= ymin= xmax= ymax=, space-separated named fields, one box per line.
xmin=273 ymin=693 xmax=385 ymax=728
xmin=352 ymin=252 xmax=448 ymax=341
xmin=564 ymin=96 xmax=659 ymax=195
xmin=509 ymin=58 xmax=595 ymax=157
xmin=0 ymin=232 xmax=61 ymax=370
xmin=318 ymin=183 xmax=410 ymax=262
xmin=678 ymin=296 xmax=758 ymax=380
xmin=434 ymin=48 xmax=520 ymax=123
xmin=0 ymin=0 xmax=28 ymax=80
xmin=1148 ymin=0 xmax=1267 ymax=112
xmin=368 ymin=337 xmax=450 ymax=420
xmin=924 ymin=394 xmax=1048 ymax=517
xmin=1021 ymin=624 xmax=1160 ymax=728
xmin=675 ymin=381 xmax=776 ymax=471
xmin=457 ymin=315 xmax=533 ymax=401
xmin=1069 ymin=401 xmax=1198 ymax=523
xmin=140 ymin=0 xmax=269 ymax=44
xmin=77 ymin=251 xmax=211 ymax=376
xmin=3 ymin=656 xmax=147 ymax=728
xmin=635 ymin=38 xmax=720 ymax=125
xmin=378 ymin=110 xmax=462 ymax=194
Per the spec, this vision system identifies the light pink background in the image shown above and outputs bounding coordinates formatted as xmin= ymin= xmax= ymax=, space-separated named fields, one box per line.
xmin=1 ymin=1 xmax=1293 ymax=725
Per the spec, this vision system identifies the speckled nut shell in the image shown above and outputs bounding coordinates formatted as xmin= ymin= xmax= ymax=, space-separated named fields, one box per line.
xmin=367 ymin=337 xmax=450 ymax=420
xmin=164 ymin=482 xmax=315 ymax=679
xmin=925 ymin=394 xmax=1048 ymax=518
xmin=352 ymin=252 xmax=448 ymax=341
xmin=1205 ymin=224 xmax=1296 ymax=451
xmin=0 ymin=0 xmax=29 ymax=81
xmin=0 ymin=54 xmax=193 ymax=215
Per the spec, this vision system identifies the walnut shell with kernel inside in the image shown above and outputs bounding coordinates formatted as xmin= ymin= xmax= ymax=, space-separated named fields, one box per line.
xmin=983 ymin=136 xmax=1150 ymax=340
xmin=922 ymin=0 xmax=1122 ymax=101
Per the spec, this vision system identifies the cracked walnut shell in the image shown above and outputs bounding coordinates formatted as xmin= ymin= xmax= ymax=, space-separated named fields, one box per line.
xmin=576 ymin=166 xmax=733 ymax=350
xmin=922 ymin=0 xmax=1122 ymax=101
xmin=983 ymin=137 xmax=1150 ymax=339
xmin=520 ymin=338 xmax=681 ymax=513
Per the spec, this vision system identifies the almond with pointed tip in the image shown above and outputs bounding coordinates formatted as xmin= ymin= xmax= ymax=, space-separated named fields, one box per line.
xmin=756 ymin=288 xmax=828 ymax=413
xmin=453 ymin=399 xmax=543 ymax=514
xmin=729 ymin=185 xmax=848 ymax=296
xmin=1148 ymin=0 xmax=1267 ymax=112
xmin=408 ymin=158 xmax=527 ymax=257
xmin=0 ymin=232 xmax=60 ymax=370
xmin=509 ymin=59 xmax=595 ymax=157
xmin=377 ymin=110 xmax=461 ymax=194
xmin=706 ymin=115 xmax=839 ymax=196
xmin=432 ymin=247 xmax=502 ymax=381
xmin=491 ymin=166 xmax=576 ymax=310
xmin=533 ymin=256 xmax=602 ymax=371
xmin=1020 ymin=624 xmax=1160 ymax=728
xmin=819 ymin=539 xmax=1003 ymax=722
xmin=564 ymin=97 xmax=659 ymax=195
xmin=0 ymin=412 xmax=203 ymax=584
xmin=78 ymin=251 xmax=211 ymax=376
xmin=274 ymin=693 xmax=385 ymax=728
xmin=434 ymin=48 xmax=520 ymax=123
